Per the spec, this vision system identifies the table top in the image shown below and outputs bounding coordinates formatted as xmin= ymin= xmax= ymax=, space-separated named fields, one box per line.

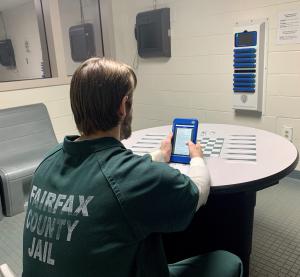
xmin=122 ymin=124 xmax=299 ymax=193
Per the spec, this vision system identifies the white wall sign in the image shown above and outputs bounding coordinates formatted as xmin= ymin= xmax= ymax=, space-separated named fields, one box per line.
xmin=277 ymin=10 xmax=300 ymax=44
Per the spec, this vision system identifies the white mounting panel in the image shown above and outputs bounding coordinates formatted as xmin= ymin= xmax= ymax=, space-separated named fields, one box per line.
xmin=233 ymin=21 xmax=267 ymax=112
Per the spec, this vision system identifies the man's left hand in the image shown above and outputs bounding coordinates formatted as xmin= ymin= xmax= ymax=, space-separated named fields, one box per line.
xmin=160 ymin=133 xmax=173 ymax=162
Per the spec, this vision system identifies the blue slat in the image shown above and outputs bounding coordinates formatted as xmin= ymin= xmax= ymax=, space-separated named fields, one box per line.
xmin=234 ymin=48 xmax=256 ymax=53
xmin=233 ymin=78 xmax=255 ymax=83
xmin=234 ymin=63 xmax=256 ymax=68
xmin=234 ymin=58 xmax=256 ymax=63
xmin=234 ymin=53 xmax=256 ymax=58
xmin=233 ymin=73 xmax=256 ymax=78
xmin=233 ymin=87 xmax=255 ymax=92
xmin=234 ymin=82 xmax=255 ymax=87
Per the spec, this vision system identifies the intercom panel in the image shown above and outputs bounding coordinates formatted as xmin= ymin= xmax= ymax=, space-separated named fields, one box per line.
xmin=135 ymin=8 xmax=171 ymax=58
xmin=233 ymin=22 xmax=267 ymax=112
xmin=0 ymin=39 xmax=16 ymax=67
xmin=69 ymin=23 xmax=96 ymax=62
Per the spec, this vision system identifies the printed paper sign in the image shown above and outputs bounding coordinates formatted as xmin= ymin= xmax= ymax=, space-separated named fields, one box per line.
xmin=277 ymin=11 xmax=300 ymax=44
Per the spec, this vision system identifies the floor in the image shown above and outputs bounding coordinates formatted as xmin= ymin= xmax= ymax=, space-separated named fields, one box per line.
xmin=249 ymin=177 xmax=300 ymax=277
xmin=0 ymin=177 xmax=300 ymax=276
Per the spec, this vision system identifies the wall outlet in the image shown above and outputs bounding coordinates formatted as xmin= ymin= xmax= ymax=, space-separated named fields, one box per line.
xmin=282 ymin=126 xmax=293 ymax=141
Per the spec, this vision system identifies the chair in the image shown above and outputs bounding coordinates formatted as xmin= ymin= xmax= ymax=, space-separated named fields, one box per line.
xmin=0 ymin=264 xmax=16 ymax=277
xmin=0 ymin=103 xmax=58 ymax=216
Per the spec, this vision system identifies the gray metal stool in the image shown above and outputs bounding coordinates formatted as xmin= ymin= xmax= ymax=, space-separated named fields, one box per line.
xmin=0 ymin=104 xmax=58 ymax=216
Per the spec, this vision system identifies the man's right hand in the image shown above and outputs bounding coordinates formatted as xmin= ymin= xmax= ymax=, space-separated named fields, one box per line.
xmin=187 ymin=141 xmax=203 ymax=159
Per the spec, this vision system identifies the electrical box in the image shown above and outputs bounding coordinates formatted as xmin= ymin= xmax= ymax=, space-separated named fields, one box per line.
xmin=0 ymin=39 xmax=16 ymax=67
xmin=135 ymin=8 xmax=171 ymax=58
xmin=233 ymin=21 xmax=267 ymax=111
xmin=69 ymin=23 xmax=96 ymax=62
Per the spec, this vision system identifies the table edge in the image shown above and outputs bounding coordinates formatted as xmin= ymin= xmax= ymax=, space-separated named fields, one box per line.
xmin=211 ymin=150 xmax=299 ymax=194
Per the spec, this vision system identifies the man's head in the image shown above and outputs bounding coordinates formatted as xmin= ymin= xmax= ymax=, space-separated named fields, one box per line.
xmin=70 ymin=58 xmax=137 ymax=140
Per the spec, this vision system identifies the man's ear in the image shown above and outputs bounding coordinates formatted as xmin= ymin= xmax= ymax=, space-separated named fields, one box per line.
xmin=118 ymin=95 xmax=128 ymax=119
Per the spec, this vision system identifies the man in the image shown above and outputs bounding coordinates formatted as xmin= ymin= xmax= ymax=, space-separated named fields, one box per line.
xmin=23 ymin=58 xmax=242 ymax=276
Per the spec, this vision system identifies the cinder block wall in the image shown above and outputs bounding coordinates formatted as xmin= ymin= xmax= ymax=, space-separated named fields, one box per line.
xmin=112 ymin=0 xmax=300 ymax=170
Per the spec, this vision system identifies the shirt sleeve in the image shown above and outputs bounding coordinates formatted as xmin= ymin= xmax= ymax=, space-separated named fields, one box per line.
xmin=189 ymin=157 xmax=211 ymax=209
xmin=150 ymin=149 xmax=165 ymax=162
xmin=150 ymin=150 xmax=210 ymax=209
xmin=104 ymin=152 xmax=199 ymax=238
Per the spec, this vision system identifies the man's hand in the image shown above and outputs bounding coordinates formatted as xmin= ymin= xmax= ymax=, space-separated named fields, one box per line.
xmin=160 ymin=133 xmax=173 ymax=162
xmin=187 ymin=141 xmax=203 ymax=159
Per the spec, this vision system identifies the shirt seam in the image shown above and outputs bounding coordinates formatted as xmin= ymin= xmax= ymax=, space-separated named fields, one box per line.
xmin=34 ymin=144 xmax=62 ymax=173
xmin=190 ymin=180 xmax=200 ymax=213
xmin=96 ymin=158 xmax=144 ymax=240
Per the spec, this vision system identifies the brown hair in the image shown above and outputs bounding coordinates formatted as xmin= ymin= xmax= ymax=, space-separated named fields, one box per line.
xmin=70 ymin=58 xmax=137 ymax=135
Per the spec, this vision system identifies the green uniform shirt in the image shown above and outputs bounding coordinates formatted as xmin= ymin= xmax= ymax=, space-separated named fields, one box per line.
xmin=23 ymin=136 xmax=199 ymax=277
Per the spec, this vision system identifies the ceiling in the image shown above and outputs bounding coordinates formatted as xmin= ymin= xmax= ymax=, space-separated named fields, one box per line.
xmin=0 ymin=0 xmax=32 ymax=11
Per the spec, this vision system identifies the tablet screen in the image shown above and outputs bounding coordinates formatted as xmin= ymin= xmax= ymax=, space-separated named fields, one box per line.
xmin=173 ymin=127 xmax=193 ymax=156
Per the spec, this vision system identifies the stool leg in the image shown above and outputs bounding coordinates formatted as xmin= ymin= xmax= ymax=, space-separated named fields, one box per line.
xmin=1 ymin=179 xmax=26 ymax=216
xmin=0 ymin=196 xmax=3 ymax=220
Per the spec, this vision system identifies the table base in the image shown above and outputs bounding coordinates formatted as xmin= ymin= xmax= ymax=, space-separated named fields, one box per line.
xmin=162 ymin=191 xmax=257 ymax=277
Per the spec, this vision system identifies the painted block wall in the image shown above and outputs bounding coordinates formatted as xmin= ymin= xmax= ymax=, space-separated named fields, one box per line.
xmin=111 ymin=0 xmax=300 ymax=170
xmin=0 ymin=0 xmax=299 ymax=172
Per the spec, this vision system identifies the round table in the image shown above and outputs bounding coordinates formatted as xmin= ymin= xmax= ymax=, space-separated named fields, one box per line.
xmin=123 ymin=124 xmax=298 ymax=277
xmin=123 ymin=124 xmax=298 ymax=192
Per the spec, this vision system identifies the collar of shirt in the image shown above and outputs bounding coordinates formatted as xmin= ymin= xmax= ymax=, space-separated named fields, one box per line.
xmin=63 ymin=135 xmax=125 ymax=155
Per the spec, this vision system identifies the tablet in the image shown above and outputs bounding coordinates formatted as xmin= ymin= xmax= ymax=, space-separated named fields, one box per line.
xmin=170 ymin=118 xmax=198 ymax=164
